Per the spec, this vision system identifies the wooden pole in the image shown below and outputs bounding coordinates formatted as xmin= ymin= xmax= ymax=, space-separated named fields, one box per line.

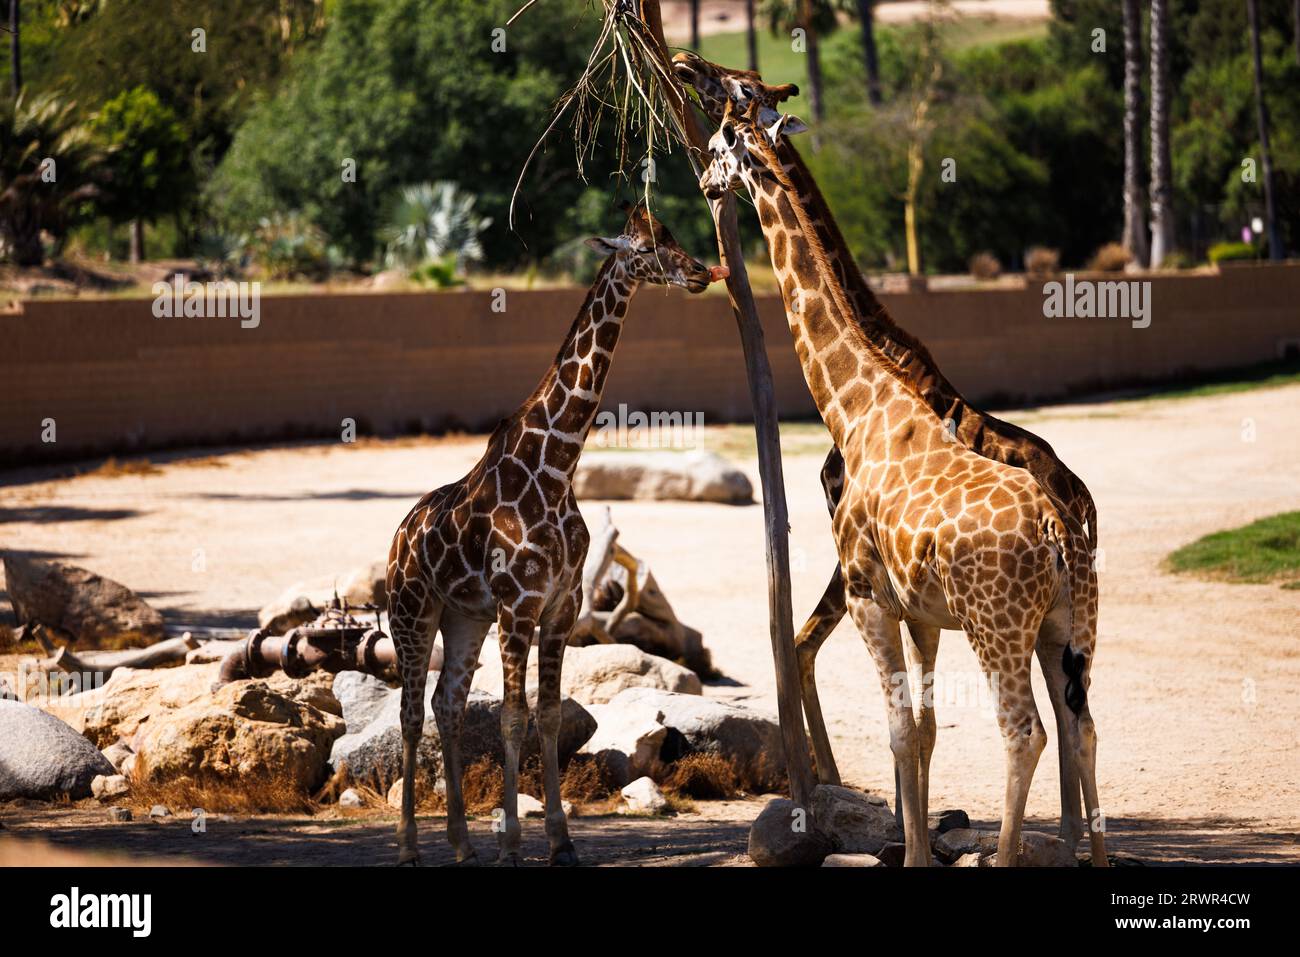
xmin=636 ymin=0 xmax=816 ymax=808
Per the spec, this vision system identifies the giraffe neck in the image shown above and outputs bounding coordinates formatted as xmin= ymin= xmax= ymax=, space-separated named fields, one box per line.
xmin=742 ymin=164 xmax=921 ymax=450
xmin=772 ymin=139 xmax=961 ymax=418
xmin=506 ymin=257 xmax=637 ymax=486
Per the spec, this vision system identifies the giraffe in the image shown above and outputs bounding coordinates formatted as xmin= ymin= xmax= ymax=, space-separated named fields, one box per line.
xmin=674 ymin=52 xmax=1100 ymax=851
xmin=699 ymin=98 xmax=1106 ymax=866
xmin=385 ymin=202 xmax=725 ymax=866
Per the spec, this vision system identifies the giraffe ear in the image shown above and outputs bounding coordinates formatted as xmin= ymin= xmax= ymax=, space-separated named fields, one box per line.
xmin=585 ymin=237 xmax=622 ymax=255
xmin=765 ymin=112 xmax=809 ymax=145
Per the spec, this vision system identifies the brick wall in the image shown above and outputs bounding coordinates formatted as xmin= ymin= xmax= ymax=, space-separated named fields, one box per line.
xmin=3 ymin=263 xmax=1297 ymax=465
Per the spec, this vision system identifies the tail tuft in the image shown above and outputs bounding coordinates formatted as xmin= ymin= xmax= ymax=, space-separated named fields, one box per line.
xmin=1062 ymin=645 xmax=1088 ymax=715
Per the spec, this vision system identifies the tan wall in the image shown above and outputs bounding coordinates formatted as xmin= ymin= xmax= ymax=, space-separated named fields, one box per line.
xmin=3 ymin=264 xmax=1298 ymax=465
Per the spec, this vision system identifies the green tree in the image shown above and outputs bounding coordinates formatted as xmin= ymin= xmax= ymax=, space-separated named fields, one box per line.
xmin=91 ymin=87 xmax=191 ymax=262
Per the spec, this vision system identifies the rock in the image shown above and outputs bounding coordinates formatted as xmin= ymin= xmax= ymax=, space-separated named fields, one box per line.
xmin=149 ymin=805 xmax=171 ymax=819
xmin=579 ymin=700 xmax=668 ymax=786
xmin=952 ymin=852 xmax=982 ymax=867
xmin=101 ymin=741 xmax=134 ymax=773
xmin=371 ymin=269 xmax=407 ymax=289
xmin=2 ymin=554 xmax=165 ymax=646
xmin=1016 ymin=831 xmax=1078 ymax=867
xmin=132 ymin=679 xmax=345 ymax=792
xmin=574 ymin=451 xmax=753 ymax=504
xmin=108 ymin=807 xmax=133 ymax=822
xmin=747 ymin=797 xmax=831 ymax=867
xmin=933 ymin=828 xmax=1076 ymax=867
xmin=257 ymin=560 xmax=389 ymax=633
xmin=91 ymin=774 xmax=129 ymax=800
xmin=620 ymin=776 xmax=667 ymax=814
xmin=811 ymin=784 xmax=902 ymax=854
xmin=608 ymin=688 xmax=784 ymax=790
xmin=933 ymin=808 xmax=969 ymax=834
xmin=120 ymin=753 xmax=136 ymax=778
xmin=471 ymin=640 xmax=700 ymax=704
xmin=333 ymin=671 xmax=397 ymax=733
xmin=562 ymin=800 xmax=574 ymax=817
xmin=518 ymin=794 xmax=545 ymax=817
xmin=387 ymin=779 xmax=403 ymax=809
xmin=338 ymin=788 xmax=363 ymax=808
xmin=0 ymin=699 xmax=116 ymax=799
xmin=933 ymin=827 xmax=994 ymax=863
xmin=40 ymin=661 xmax=338 ymax=750
xmin=822 ymin=853 xmax=884 ymax=867
xmin=875 ymin=842 xmax=907 ymax=867
xmin=330 ymin=681 xmax=595 ymax=792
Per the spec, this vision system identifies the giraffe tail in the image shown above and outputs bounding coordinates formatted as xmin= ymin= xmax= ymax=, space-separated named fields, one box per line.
xmin=1045 ymin=508 xmax=1093 ymax=716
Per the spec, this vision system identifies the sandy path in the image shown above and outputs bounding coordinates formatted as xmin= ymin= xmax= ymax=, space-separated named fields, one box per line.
xmin=3 ymin=385 xmax=1298 ymax=860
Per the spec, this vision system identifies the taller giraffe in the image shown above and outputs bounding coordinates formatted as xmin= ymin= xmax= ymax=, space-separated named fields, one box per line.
xmin=675 ymin=53 xmax=1099 ymax=850
xmin=385 ymin=203 xmax=724 ymax=866
xmin=700 ymin=99 xmax=1106 ymax=866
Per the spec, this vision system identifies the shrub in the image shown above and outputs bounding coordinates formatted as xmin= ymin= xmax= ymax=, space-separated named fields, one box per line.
xmin=1025 ymin=246 xmax=1060 ymax=277
xmin=662 ymin=753 xmax=741 ymax=800
xmin=380 ymin=181 xmax=490 ymax=272
xmin=968 ymin=251 xmax=1002 ymax=280
xmin=1207 ymin=241 xmax=1257 ymax=264
xmin=244 ymin=212 xmax=331 ymax=280
xmin=1086 ymin=242 xmax=1131 ymax=272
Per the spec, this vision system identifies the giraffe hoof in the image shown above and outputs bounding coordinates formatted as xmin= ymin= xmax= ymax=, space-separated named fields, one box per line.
xmin=454 ymin=850 xmax=481 ymax=867
xmin=396 ymin=852 xmax=421 ymax=867
xmin=497 ymin=851 xmax=523 ymax=867
xmin=549 ymin=842 xmax=580 ymax=867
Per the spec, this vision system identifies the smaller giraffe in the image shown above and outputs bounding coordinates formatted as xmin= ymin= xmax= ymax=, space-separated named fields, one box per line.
xmin=386 ymin=203 xmax=725 ymax=866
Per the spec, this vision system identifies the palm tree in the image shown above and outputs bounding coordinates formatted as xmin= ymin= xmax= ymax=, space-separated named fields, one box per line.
xmin=856 ymin=0 xmax=882 ymax=106
xmin=689 ymin=0 xmax=700 ymax=51
xmin=1122 ymin=0 xmax=1147 ymax=266
xmin=746 ymin=0 xmax=759 ymax=71
xmin=764 ymin=0 xmax=836 ymax=128
xmin=1247 ymin=0 xmax=1282 ymax=260
xmin=379 ymin=182 xmax=492 ymax=272
xmin=1149 ymin=0 xmax=1174 ymax=267
xmin=9 ymin=0 xmax=20 ymax=96
xmin=0 ymin=92 xmax=108 ymax=266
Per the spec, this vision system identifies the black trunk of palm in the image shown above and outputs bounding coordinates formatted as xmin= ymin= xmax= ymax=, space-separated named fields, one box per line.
xmin=1248 ymin=0 xmax=1283 ymax=260
xmin=1149 ymin=0 xmax=1174 ymax=267
xmin=746 ymin=0 xmax=758 ymax=71
xmin=690 ymin=0 xmax=700 ymax=51
xmin=1122 ymin=0 xmax=1147 ymax=266
xmin=801 ymin=1 xmax=824 ymax=136
xmin=9 ymin=0 xmax=19 ymax=97
xmin=857 ymin=0 xmax=882 ymax=106
xmin=1293 ymin=0 xmax=1299 ymax=66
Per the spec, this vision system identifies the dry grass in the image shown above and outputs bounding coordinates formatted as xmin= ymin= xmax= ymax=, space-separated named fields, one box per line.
xmin=82 ymin=457 xmax=164 ymax=478
xmin=968 ymin=251 xmax=1002 ymax=281
xmin=1025 ymin=246 xmax=1060 ymax=278
xmin=1087 ymin=242 xmax=1132 ymax=273
xmin=128 ymin=772 xmax=317 ymax=815
xmin=662 ymin=752 xmax=741 ymax=800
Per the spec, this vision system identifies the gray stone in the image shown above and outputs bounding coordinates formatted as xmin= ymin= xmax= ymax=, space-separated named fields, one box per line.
xmin=747 ymin=798 xmax=831 ymax=867
xmin=811 ymin=784 xmax=902 ymax=854
xmin=338 ymin=788 xmax=363 ymax=808
xmin=934 ymin=828 xmax=1076 ymax=867
xmin=933 ymin=808 xmax=969 ymax=834
xmin=609 ymin=688 xmax=784 ymax=790
xmin=108 ymin=807 xmax=133 ymax=822
xmin=822 ymin=853 xmax=884 ymax=867
xmin=573 ymin=451 xmax=754 ymax=505
xmin=149 ymin=805 xmax=171 ymax=819
xmin=0 ymin=700 xmax=115 ymax=800
xmin=332 ymin=671 xmax=396 ymax=734
xmin=330 ymin=681 xmax=596 ymax=789
xmin=2 ymin=554 xmax=165 ymax=645
xmin=518 ymin=794 xmax=545 ymax=817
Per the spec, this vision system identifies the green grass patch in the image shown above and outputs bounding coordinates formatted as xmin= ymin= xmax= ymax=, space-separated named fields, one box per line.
xmin=1129 ymin=358 xmax=1300 ymax=402
xmin=1165 ymin=512 xmax=1300 ymax=588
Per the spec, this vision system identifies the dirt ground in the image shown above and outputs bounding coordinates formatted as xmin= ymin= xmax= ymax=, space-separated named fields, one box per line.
xmin=659 ymin=0 xmax=1051 ymax=39
xmin=2 ymin=383 xmax=1298 ymax=865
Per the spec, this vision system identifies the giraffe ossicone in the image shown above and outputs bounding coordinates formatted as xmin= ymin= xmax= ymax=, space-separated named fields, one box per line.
xmin=385 ymin=202 xmax=722 ymax=867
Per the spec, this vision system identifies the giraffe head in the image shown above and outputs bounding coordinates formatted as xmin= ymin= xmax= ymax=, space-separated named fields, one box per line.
xmin=584 ymin=200 xmax=727 ymax=293
xmin=699 ymin=98 xmax=801 ymax=200
xmin=672 ymin=51 xmax=805 ymax=134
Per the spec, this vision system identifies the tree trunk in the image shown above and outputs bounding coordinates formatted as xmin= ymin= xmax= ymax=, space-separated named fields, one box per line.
xmin=129 ymin=219 xmax=145 ymax=264
xmin=689 ymin=0 xmax=700 ymax=51
xmin=1248 ymin=0 xmax=1283 ymax=260
xmin=802 ymin=0 xmax=824 ymax=147
xmin=1295 ymin=0 xmax=1299 ymax=66
xmin=857 ymin=0 xmax=882 ymax=106
xmin=746 ymin=0 xmax=758 ymax=71
xmin=1148 ymin=0 xmax=1174 ymax=267
xmin=1122 ymin=0 xmax=1148 ymax=266
xmin=9 ymin=0 xmax=19 ymax=97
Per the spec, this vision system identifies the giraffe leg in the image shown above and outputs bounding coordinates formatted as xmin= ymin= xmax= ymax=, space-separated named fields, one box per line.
xmin=848 ymin=595 xmax=928 ymax=866
xmin=1034 ymin=616 xmax=1084 ymax=849
xmin=537 ymin=593 xmax=580 ymax=866
xmin=979 ymin=638 xmax=1046 ymax=867
xmin=1073 ymin=700 xmax=1108 ymax=866
xmin=795 ymin=565 xmax=847 ymax=785
xmin=495 ymin=612 xmax=536 ymax=866
xmin=903 ymin=621 xmax=940 ymax=836
xmin=432 ymin=609 xmax=492 ymax=865
xmin=389 ymin=588 xmax=443 ymax=867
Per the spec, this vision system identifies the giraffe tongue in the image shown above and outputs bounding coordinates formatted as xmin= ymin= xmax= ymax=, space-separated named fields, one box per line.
xmin=708 ymin=265 xmax=730 ymax=283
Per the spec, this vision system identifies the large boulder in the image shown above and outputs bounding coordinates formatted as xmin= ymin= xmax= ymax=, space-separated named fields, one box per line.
xmin=579 ymin=699 xmax=669 ymax=785
xmin=748 ymin=798 xmax=831 ymax=867
xmin=0 ymin=700 xmax=115 ymax=799
xmin=471 ymin=640 xmax=701 ymax=704
xmin=934 ymin=827 xmax=1077 ymax=867
xmin=811 ymin=784 xmax=901 ymax=855
xmin=607 ymin=688 xmax=785 ymax=790
xmin=332 ymin=671 xmax=397 ymax=733
xmin=573 ymin=451 xmax=753 ymax=504
xmin=132 ymin=679 xmax=345 ymax=792
xmin=2 ymin=554 xmax=164 ymax=646
xmin=330 ymin=680 xmax=596 ymax=790
xmin=257 ymin=560 xmax=388 ymax=633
